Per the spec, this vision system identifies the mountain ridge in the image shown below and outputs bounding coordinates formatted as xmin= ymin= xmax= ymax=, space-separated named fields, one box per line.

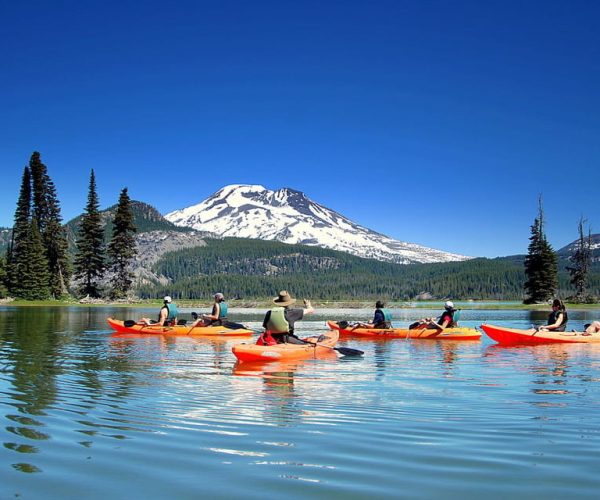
xmin=165 ymin=184 xmax=470 ymax=265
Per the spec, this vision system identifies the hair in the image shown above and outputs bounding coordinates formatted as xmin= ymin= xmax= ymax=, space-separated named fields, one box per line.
xmin=552 ymin=298 xmax=565 ymax=311
xmin=376 ymin=300 xmax=385 ymax=309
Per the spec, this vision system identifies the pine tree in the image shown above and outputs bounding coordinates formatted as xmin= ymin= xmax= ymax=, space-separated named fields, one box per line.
xmin=566 ymin=218 xmax=592 ymax=302
xmin=29 ymin=152 xmax=71 ymax=298
xmin=0 ymin=255 xmax=8 ymax=298
xmin=73 ymin=170 xmax=105 ymax=298
xmin=13 ymin=219 xmax=51 ymax=300
xmin=7 ymin=167 xmax=33 ymax=294
xmin=524 ymin=197 xmax=558 ymax=303
xmin=108 ymin=188 xmax=137 ymax=299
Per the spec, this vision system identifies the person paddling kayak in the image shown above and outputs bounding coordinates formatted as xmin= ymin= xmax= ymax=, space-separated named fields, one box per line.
xmin=191 ymin=292 xmax=228 ymax=327
xmin=141 ymin=296 xmax=178 ymax=326
xmin=262 ymin=290 xmax=314 ymax=344
xmin=537 ymin=299 xmax=568 ymax=332
xmin=412 ymin=301 xmax=459 ymax=331
xmin=354 ymin=300 xmax=393 ymax=329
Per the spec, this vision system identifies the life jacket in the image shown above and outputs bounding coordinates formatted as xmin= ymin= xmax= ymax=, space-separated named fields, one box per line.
xmin=439 ymin=309 xmax=456 ymax=328
xmin=374 ymin=308 xmax=393 ymax=328
xmin=160 ymin=303 xmax=178 ymax=326
xmin=256 ymin=330 xmax=277 ymax=346
xmin=218 ymin=302 xmax=228 ymax=319
xmin=548 ymin=310 xmax=568 ymax=332
xmin=266 ymin=307 xmax=290 ymax=334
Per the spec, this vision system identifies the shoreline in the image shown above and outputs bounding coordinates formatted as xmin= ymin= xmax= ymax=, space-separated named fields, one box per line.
xmin=1 ymin=298 xmax=599 ymax=310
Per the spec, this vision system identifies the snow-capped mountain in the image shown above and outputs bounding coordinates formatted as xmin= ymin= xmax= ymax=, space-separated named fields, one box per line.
xmin=165 ymin=184 xmax=471 ymax=264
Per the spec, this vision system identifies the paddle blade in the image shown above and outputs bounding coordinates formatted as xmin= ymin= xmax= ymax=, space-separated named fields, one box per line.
xmin=124 ymin=320 xmax=136 ymax=327
xmin=335 ymin=346 xmax=364 ymax=356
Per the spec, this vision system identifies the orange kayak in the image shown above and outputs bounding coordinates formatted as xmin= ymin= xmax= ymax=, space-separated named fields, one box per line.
xmin=326 ymin=320 xmax=481 ymax=340
xmin=107 ymin=318 xmax=253 ymax=336
xmin=232 ymin=330 xmax=340 ymax=362
xmin=481 ymin=323 xmax=600 ymax=345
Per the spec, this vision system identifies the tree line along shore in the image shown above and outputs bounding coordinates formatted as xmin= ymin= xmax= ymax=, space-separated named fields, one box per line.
xmin=1 ymin=153 xmax=598 ymax=305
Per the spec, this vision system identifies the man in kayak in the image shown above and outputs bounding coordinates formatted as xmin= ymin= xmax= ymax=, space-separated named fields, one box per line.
xmin=354 ymin=300 xmax=393 ymax=329
xmin=192 ymin=292 xmax=228 ymax=327
xmin=262 ymin=290 xmax=314 ymax=344
xmin=141 ymin=296 xmax=178 ymax=326
xmin=537 ymin=299 xmax=568 ymax=332
xmin=585 ymin=321 xmax=600 ymax=334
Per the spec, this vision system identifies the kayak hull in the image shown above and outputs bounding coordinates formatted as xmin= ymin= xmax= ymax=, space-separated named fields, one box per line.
xmin=481 ymin=323 xmax=600 ymax=345
xmin=107 ymin=318 xmax=253 ymax=336
xmin=326 ymin=321 xmax=481 ymax=340
xmin=232 ymin=330 xmax=340 ymax=362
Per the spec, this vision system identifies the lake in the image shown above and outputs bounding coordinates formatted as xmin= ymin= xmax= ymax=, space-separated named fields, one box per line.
xmin=2 ymin=305 xmax=600 ymax=499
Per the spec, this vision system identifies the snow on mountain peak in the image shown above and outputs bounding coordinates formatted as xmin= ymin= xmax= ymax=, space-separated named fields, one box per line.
xmin=165 ymin=184 xmax=471 ymax=264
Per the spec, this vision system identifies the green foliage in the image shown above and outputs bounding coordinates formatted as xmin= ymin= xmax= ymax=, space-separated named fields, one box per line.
xmin=137 ymin=238 xmax=525 ymax=300
xmin=0 ymin=254 xmax=7 ymax=298
xmin=73 ymin=170 xmax=106 ymax=298
xmin=108 ymin=188 xmax=137 ymax=298
xmin=29 ymin=152 xmax=71 ymax=298
xmin=566 ymin=218 xmax=592 ymax=302
xmin=523 ymin=199 xmax=558 ymax=303
xmin=11 ymin=219 xmax=50 ymax=300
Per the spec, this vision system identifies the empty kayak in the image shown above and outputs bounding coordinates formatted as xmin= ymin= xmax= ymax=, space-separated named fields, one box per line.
xmin=232 ymin=330 xmax=340 ymax=362
xmin=326 ymin=321 xmax=481 ymax=340
xmin=107 ymin=318 xmax=253 ymax=336
xmin=481 ymin=324 xmax=600 ymax=345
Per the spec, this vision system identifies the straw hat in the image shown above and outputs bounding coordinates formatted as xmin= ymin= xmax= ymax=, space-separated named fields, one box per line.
xmin=273 ymin=290 xmax=296 ymax=307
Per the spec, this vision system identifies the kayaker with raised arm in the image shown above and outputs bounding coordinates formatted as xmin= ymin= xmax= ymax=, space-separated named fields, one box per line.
xmin=262 ymin=290 xmax=314 ymax=344
xmin=537 ymin=299 xmax=568 ymax=332
xmin=192 ymin=292 xmax=228 ymax=327
xmin=141 ymin=296 xmax=178 ymax=326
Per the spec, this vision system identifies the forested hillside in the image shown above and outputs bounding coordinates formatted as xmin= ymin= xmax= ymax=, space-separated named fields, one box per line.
xmin=138 ymin=237 xmax=600 ymax=300
xmin=64 ymin=201 xmax=192 ymax=251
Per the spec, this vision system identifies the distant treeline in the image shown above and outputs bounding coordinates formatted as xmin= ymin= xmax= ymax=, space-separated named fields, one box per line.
xmin=138 ymin=238 xmax=600 ymax=301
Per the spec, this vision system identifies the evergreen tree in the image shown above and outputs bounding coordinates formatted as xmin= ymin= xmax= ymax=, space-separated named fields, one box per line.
xmin=566 ymin=218 xmax=592 ymax=302
xmin=523 ymin=197 xmax=558 ymax=303
xmin=0 ymin=255 xmax=7 ymax=298
xmin=73 ymin=170 xmax=105 ymax=298
xmin=7 ymin=167 xmax=33 ymax=293
xmin=12 ymin=219 xmax=50 ymax=300
xmin=29 ymin=152 xmax=71 ymax=298
xmin=108 ymin=188 xmax=137 ymax=299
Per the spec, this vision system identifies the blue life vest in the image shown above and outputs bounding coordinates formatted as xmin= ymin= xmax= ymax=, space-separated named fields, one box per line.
xmin=218 ymin=302 xmax=228 ymax=319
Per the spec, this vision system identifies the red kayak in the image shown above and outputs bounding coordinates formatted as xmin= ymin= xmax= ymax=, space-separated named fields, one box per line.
xmin=481 ymin=323 xmax=600 ymax=345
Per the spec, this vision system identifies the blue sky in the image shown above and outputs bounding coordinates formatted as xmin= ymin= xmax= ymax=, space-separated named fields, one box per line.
xmin=1 ymin=0 xmax=598 ymax=258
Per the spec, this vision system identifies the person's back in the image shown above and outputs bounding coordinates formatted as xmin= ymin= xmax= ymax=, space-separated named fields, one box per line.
xmin=262 ymin=291 xmax=314 ymax=344
xmin=372 ymin=300 xmax=392 ymax=329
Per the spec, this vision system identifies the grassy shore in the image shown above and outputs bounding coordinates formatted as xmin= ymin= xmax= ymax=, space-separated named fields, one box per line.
xmin=2 ymin=298 xmax=600 ymax=310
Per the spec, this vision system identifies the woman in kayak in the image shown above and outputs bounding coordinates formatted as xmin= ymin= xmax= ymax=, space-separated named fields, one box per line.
xmin=262 ymin=290 xmax=314 ymax=344
xmin=355 ymin=300 xmax=393 ymax=329
xmin=537 ymin=299 xmax=568 ymax=332
xmin=141 ymin=296 xmax=178 ymax=326
xmin=192 ymin=292 xmax=228 ymax=327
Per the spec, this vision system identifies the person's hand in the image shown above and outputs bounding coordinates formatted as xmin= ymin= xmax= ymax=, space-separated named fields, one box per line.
xmin=303 ymin=299 xmax=312 ymax=307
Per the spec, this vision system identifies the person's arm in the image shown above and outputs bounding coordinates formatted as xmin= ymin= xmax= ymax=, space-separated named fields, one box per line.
xmin=540 ymin=313 xmax=564 ymax=331
xmin=203 ymin=303 xmax=220 ymax=321
xmin=156 ymin=307 xmax=168 ymax=326
xmin=303 ymin=299 xmax=314 ymax=315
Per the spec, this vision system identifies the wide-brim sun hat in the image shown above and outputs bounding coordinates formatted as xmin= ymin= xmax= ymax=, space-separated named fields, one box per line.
xmin=164 ymin=296 xmax=172 ymax=303
xmin=273 ymin=290 xmax=296 ymax=307
xmin=444 ymin=300 xmax=454 ymax=309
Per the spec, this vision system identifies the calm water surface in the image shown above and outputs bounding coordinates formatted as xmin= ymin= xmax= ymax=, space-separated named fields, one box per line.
xmin=2 ymin=306 xmax=600 ymax=499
